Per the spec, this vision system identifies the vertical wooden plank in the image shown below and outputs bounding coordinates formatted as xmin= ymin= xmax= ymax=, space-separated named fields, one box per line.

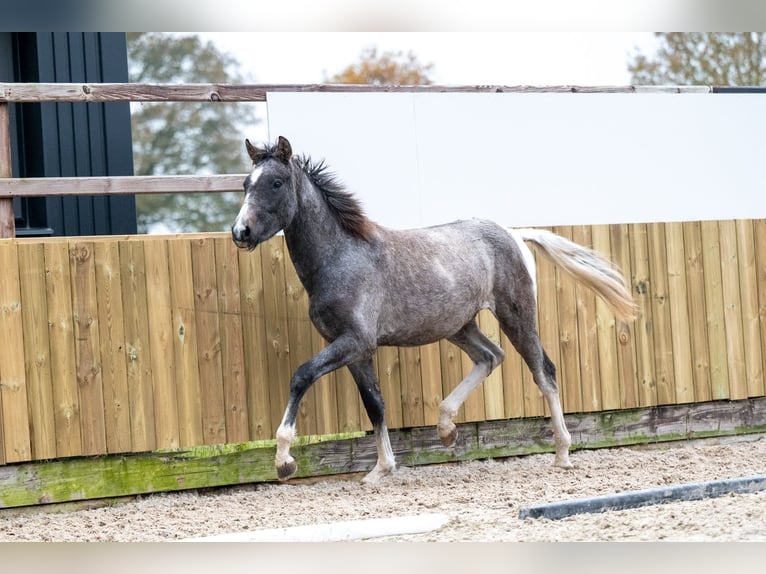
xmin=69 ymin=241 xmax=107 ymax=456
xmin=119 ymin=241 xmax=156 ymax=451
xmin=736 ymin=220 xmax=764 ymax=398
xmin=0 ymin=396 xmax=4 ymax=463
xmin=143 ymin=239 xmax=180 ymax=449
xmin=499 ymin=331 xmax=525 ymax=419
xmin=630 ymin=224 xmax=657 ymax=407
xmin=439 ymin=340 xmax=466 ymax=423
xmin=94 ymin=242 xmax=131 ymax=454
xmin=719 ymin=220 xmax=748 ymax=400
xmin=535 ymin=229 xmax=562 ymax=413
xmin=166 ymin=239 xmax=203 ymax=448
xmin=700 ymin=220 xmax=730 ymax=399
xmin=376 ymin=346 xmax=403 ymax=430
xmin=419 ymin=342 xmax=443 ymax=427
xmin=283 ymin=249 xmax=318 ymax=436
xmin=591 ymin=225 xmax=621 ymax=410
xmin=754 ymin=220 xmax=766 ymax=400
xmin=191 ymin=237 xmax=227 ymax=445
xmin=335 ymin=366 xmax=362 ymax=432
xmin=553 ymin=226 xmax=581 ymax=414
xmin=610 ymin=224 xmax=639 ymax=409
xmin=312 ymin=340 xmax=340 ymax=435
xmin=664 ymin=222 xmax=695 ymax=403
xmin=0 ymin=105 xmax=9 ymax=462
xmin=572 ymin=225 xmax=601 ymax=412
xmin=214 ymin=237 xmax=250 ymax=443
xmin=682 ymin=221 xmax=712 ymax=403
xmin=399 ymin=347 xmax=425 ymax=427
xmin=44 ymin=242 xmax=82 ymax=457
xmin=18 ymin=243 xmax=56 ymax=460
xmin=477 ymin=310 xmax=504 ymax=420
xmin=0 ymin=241 xmax=31 ymax=462
xmin=238 ymin=244 xmax=272 ymax=440
xmin=647 ymin=223 xmax=675 ymax=405
xmin=0 ymin=103 xmax=15 ymax=238
xmin=260 ymin=237 xmax=293 ymax=434
xmin=460 ymin=344 xmax=486 ymax=423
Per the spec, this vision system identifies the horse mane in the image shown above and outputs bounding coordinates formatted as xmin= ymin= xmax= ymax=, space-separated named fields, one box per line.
xmin=299 ymin=155 xmax=376 ymax=241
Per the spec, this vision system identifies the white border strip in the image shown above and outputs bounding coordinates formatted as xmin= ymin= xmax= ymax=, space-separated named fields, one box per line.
xmin=181 ymin=513 xmax=451 ymax=542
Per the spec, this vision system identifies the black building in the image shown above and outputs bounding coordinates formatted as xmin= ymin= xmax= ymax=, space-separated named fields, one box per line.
xmin=0 ymin=32 xmax=136 ymax=236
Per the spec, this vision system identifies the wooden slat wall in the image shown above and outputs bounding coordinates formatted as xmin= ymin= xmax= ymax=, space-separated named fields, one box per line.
xmin=1 ymin=220 xmax=766 ymax=465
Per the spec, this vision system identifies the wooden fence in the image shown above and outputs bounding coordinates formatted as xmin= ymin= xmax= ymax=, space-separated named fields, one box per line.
xmin=1 ymin=219 xmax=765 ymax=466
xmin=1 ymin=83 xmax=765 ymax=480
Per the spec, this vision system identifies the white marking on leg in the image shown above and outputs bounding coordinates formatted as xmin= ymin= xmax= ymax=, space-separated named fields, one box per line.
xmin=362 ymin=422 xmax=396 ymax=484
xmin=437 ymin=361 xmax=492 ymax=444
xmin=540 ymin=388 xmax=573 ymax=469
xmin=275 ymin=422 xmax=296 ymax=470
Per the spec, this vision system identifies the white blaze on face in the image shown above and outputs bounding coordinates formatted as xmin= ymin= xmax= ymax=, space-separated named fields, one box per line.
xmin=233 ymin=165 xmax=264 ymax=234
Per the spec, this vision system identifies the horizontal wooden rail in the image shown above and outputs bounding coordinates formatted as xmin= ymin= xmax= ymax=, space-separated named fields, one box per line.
xmin=0 ymin=174 xmax=246 ymax=197
xmin=0 ymin=83 xmax=714 ymax=103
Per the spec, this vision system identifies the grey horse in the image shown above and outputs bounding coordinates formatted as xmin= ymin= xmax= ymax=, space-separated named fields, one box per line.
xmin=232 ymin=136 xmax=637 ymax=484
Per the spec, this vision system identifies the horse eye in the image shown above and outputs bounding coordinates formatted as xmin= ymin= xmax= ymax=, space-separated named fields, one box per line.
xmin=272 ymin=179 xmax=283 ymax=189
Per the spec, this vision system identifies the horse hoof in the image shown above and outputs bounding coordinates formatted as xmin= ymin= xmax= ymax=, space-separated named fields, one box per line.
xmin=553 ymin=457 xmax=574 ymax=470
xmin=277 ymin=458 xmax=297 ymax=481
xmin=361 ymin=464 xmax=395 ymax=484
xmin=439 ymin=427 xmax=457 ymax=447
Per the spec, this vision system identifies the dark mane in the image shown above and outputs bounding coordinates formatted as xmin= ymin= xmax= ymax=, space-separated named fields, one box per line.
xmin=300 ymin=155 xmax=376 ymax=241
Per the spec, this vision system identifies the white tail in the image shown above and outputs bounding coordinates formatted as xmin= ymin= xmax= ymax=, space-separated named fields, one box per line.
xmin=515 ymin=228 xmax=638 ymax=322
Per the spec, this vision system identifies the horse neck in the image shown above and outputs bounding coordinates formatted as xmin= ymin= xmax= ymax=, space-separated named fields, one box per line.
xmin=283 ymin=173 xmax=352 ymax=286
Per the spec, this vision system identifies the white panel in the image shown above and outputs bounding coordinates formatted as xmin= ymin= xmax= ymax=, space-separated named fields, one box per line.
xmin=267 ymin=92 xmax=766 ymax=228
xmin=266 ymin=93 xmax=422 ymax=228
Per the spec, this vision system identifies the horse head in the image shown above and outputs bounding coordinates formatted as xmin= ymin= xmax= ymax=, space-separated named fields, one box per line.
xmin=231 ymin=136 xmax=298 ymax=250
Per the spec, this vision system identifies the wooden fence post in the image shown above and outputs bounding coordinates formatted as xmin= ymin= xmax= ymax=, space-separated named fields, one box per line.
xmin=0 ymin=103 xmax=14 ymax=238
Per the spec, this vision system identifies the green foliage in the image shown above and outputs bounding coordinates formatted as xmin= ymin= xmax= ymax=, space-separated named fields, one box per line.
xmin=127 ymin=33 xmax=257 ymax=233
xmin=324 ymin=45 xmax=434 ymax=85
xmin=628 ymin=33 xmax=766 ymax=86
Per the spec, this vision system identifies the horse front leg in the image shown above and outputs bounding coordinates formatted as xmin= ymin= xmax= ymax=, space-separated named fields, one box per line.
xmin=348 ymin=359 xmax=396 ymax=483
xmin=274 ymin=335 xmax=368 ymax=481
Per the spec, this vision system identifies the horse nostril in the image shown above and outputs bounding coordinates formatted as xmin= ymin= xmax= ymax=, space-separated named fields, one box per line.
xmin=232 ymin=223 xmax=250 ymax=243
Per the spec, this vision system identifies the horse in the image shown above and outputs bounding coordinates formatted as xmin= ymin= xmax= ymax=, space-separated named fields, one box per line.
xmin=231 ymin=136 xmax=638 ymax=484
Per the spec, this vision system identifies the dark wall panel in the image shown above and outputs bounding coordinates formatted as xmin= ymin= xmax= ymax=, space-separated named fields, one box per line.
xmin=1 ymin=32 xmax=136 ymax=236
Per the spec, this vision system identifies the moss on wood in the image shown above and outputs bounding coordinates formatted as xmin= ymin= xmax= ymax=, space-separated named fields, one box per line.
xmin=1 ymin=399 xmax=764 ymax=509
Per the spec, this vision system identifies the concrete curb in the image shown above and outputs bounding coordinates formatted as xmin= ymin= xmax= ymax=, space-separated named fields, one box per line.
xmin=180 ymin=513 xmax=451 ymax=542
xmin=519 ymin=475 xmax=766 ymax=520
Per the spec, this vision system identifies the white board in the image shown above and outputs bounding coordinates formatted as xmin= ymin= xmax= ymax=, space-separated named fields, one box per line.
xmin=266 ymin=92 xmax=765 ymax=228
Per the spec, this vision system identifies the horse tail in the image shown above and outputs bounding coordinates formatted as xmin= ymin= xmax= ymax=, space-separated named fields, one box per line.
xmin=514 ymin=228 xmax=638 ymax=322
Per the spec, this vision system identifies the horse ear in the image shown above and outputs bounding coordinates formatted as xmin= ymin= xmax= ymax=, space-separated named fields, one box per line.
xmin=245 ymin=138 xmax=267 ymax=164
xmin=275 ymin=136 xmax=292 ymax=164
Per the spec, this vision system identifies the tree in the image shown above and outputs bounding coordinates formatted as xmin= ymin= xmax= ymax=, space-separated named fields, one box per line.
xmin=628 ymin=33 xmax=766 ymax=86
xmin=324 ymin=45 xmax=435 ymax=85
xmin=127 ymin=33 xmax=258 ymax=232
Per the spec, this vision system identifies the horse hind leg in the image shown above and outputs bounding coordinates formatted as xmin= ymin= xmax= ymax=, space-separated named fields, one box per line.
xmin=496 ymin=302 xmax=573 ymax=469
xmin=438 ymin=320 xmax=505 ymax=447
xmin=348 ymin=359 xmax=396 ymax=484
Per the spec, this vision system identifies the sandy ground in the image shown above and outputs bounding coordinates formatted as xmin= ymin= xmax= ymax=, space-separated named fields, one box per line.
xmin=2 ymin=434 xmax=766 ymax=542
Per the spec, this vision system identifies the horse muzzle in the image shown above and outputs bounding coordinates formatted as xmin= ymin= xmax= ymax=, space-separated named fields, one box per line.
xmin=231 ymin=223 xmax=257 ymax=251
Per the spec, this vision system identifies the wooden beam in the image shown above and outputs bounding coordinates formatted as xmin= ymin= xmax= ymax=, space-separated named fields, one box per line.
xmin=0 ymin=103 xmax=14 ymax=238
xmin=0 ymin=174 xmax=247 ymax=197
xmin=0 ymin=83 xmax=714 ymax=103
xmin=1 ymin=397 xmax=764 ymax=509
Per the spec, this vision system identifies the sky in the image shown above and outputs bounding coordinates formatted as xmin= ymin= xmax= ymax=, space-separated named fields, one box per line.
xmin=197 ymin=32 xmax=658 ymax=85
xmin=193 ymin=32 xmax=660 ymax=142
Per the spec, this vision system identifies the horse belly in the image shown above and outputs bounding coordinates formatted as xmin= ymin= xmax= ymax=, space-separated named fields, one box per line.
xmin=377 ymin=284 xmax=488 ymax=347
